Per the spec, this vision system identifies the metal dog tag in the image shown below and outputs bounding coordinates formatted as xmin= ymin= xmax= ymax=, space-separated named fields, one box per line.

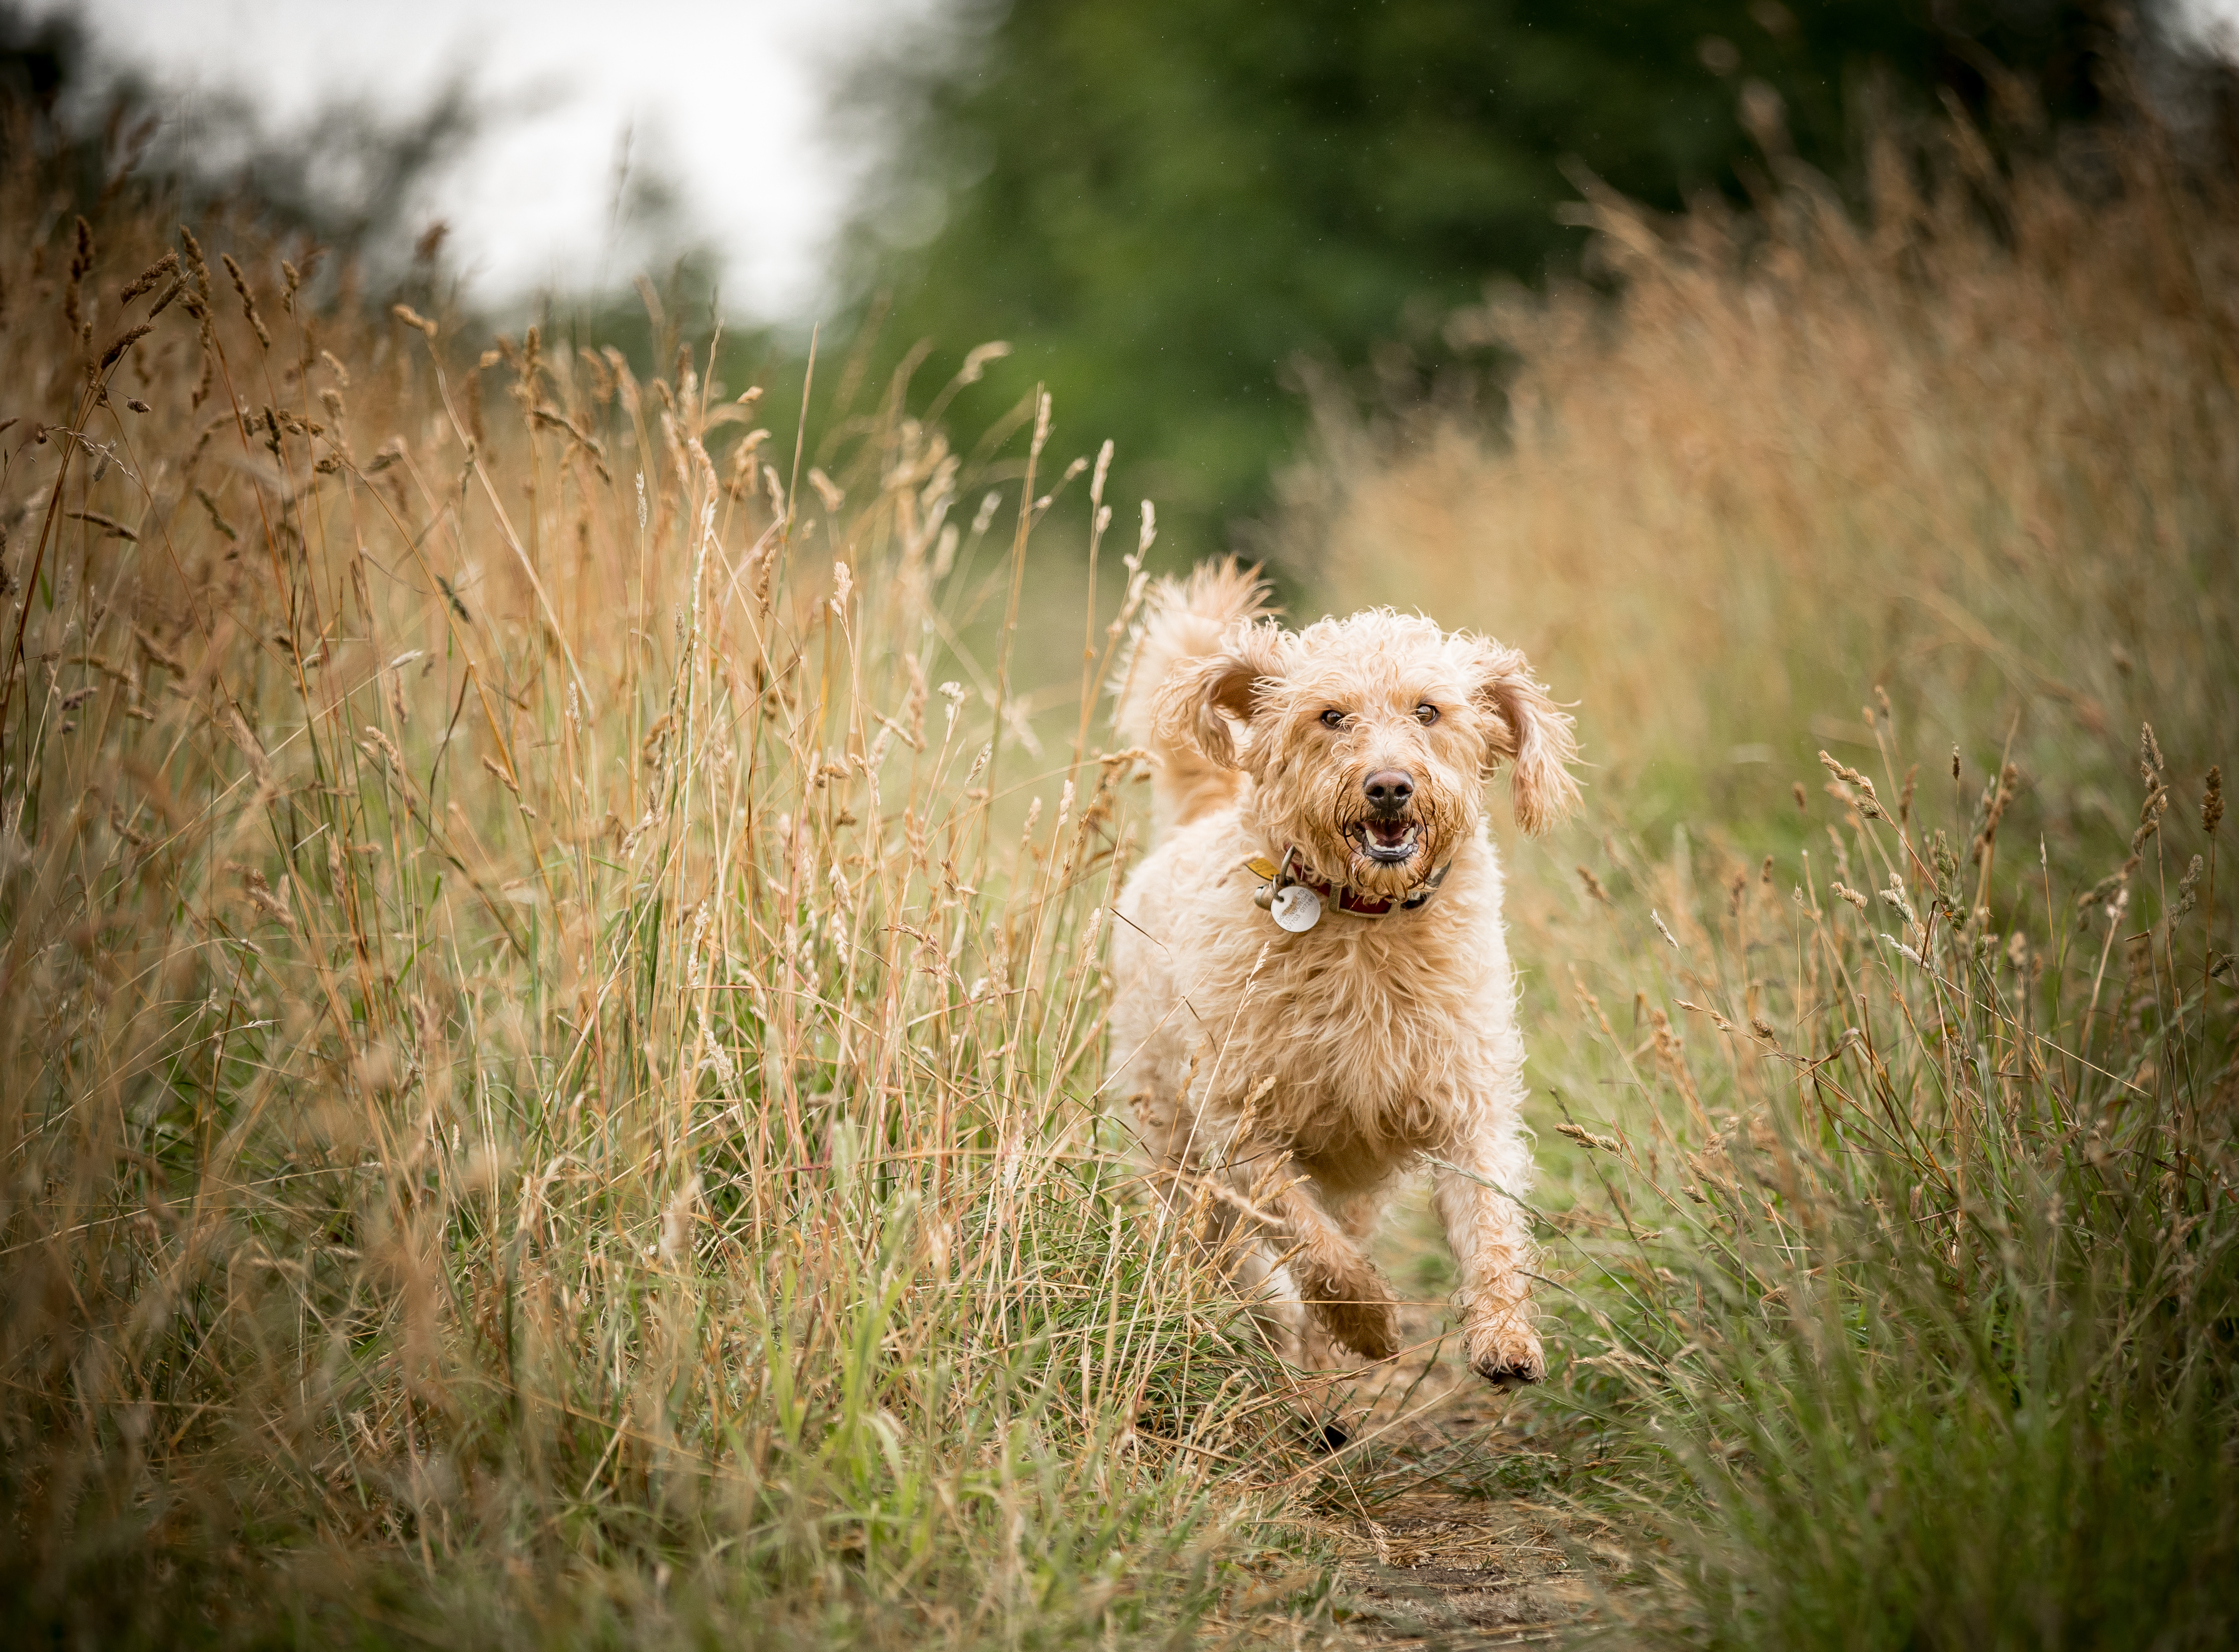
xmin=1269 ymin=883 xmax=1322 ymax=932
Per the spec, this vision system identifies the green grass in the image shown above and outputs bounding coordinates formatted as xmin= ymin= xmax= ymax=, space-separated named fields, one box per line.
xmin=1516 ymin=727 xmax=2236 ymax=1648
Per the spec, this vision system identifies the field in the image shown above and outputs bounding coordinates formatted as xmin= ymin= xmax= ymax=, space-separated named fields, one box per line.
xmin=3 ymin=86 xmax=2236 ymax=1650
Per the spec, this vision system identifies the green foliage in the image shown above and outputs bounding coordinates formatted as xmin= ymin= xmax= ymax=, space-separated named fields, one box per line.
xmin=849 ymin=0 xmax=2126 ymax=552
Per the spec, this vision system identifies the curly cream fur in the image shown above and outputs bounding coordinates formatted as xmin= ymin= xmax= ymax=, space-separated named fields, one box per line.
xmin=1108 ymin=561 xmax=1579 ymax=1383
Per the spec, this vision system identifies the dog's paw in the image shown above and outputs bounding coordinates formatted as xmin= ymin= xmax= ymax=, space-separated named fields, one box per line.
xmin=1306 ymin=1417 xmax=1351 ymax=1454
xmin=1311 ymin=1290 xmax=1401 ymax=1363
xmin=1465 ymin=1317 xmax=1545 ymax=1386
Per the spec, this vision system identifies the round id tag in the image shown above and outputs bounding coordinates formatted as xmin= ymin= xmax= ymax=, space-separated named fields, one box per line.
xmin=1269 ymin=883 xmax=1323 ymax=932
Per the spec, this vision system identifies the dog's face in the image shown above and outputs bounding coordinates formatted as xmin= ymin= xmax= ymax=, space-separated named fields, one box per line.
xmin=1157 ymin=610 xmax=1579 ymax=892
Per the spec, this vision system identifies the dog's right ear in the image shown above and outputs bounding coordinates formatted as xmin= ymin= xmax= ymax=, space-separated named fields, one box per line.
xmin=1153 ymin=620 xmax=1286 ymax=770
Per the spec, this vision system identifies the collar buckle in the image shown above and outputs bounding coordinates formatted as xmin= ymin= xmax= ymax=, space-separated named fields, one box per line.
xmin=1246 ymin=845 xmax=1452 ymax=921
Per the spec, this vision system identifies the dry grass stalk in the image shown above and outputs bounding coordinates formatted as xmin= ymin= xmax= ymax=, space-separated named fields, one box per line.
xmin=0 ymin=143 xmax=1320 ymax=1647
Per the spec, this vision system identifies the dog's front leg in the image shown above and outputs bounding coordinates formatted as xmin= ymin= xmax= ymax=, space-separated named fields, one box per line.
xmin=1248 ymin=1157 xmax=1399 ymax=1364
xmin=1431 ymin=1130 xmax=1546 ymax=1384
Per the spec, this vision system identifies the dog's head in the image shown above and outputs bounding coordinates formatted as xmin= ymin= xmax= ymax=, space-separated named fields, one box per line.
xmin=1155 ymin=609 xmax=1579 ymax=893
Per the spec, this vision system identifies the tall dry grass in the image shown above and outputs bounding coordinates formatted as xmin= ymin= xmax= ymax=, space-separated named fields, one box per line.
xmin=12 ymin=64 xmax=2238 ymax=1652
xmin=1536 ymin=720 xmax=2234 ymax=1648
xmin=1283 ymin=99 xmax=2239 ymax=826
xmin=1283 ymin=89 xmax=2239 ymax=1646
xmin=0 ymin=116 xmax=1326 ymax=1647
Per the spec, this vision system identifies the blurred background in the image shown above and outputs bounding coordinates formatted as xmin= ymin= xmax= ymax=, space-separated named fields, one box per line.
xmin=7 ymin=0 xmax=2239 ymax=815
xmin=12 ymin=0 xmax=2239 ymax=552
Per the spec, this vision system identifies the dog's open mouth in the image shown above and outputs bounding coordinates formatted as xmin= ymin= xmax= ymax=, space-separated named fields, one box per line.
xmin=1350 ymin=819 xmax=1421 ymax=865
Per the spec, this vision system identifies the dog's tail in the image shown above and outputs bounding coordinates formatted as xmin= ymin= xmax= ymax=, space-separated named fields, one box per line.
xmin=1113 ymin=558 xmax=1272 ymax=835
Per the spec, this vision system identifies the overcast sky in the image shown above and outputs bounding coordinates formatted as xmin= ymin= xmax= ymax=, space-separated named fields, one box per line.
xmin=25 ymin=0 xmax=943 ymax=321
xmin=25 ymin=0 xmax=2239 ymax=325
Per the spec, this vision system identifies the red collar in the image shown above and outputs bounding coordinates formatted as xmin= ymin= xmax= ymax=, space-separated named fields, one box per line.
xmin=1246 ymin=847 xmax=1453 ymax=918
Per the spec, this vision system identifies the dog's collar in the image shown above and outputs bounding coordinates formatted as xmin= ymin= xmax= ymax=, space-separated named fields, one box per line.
xmin=1244 ymin=846 xmax=1453 ymax=921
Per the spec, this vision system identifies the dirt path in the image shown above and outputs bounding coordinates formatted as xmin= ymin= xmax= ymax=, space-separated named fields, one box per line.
xmin=1322 ymin=1492 xmax=1588 ymax=1646
xmin=1296 ymin=1217 xmax=1615 ymax=1647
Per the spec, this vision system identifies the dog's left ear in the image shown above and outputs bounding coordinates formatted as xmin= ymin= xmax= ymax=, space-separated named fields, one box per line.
xmin=1471 ymin=643 xmax=1581 ymax=834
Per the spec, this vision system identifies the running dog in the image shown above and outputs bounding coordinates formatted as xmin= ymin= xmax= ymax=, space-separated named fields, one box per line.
xmin=1108 ymin=561 xmax=1578 ymax=1383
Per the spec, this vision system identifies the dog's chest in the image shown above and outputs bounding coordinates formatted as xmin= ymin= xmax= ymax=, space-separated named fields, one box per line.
xmin=1259 ymin=929 xmax=1453 ymax=1026
xmin=1232 ymin=915 xmax=1505 ymax=1137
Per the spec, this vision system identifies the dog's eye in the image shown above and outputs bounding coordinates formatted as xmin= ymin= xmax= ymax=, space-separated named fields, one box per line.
xmin=1416 ymin=703 xmax=1439 ymax=726
xmin=1320 ymin=709 xmax=1346 ymax=729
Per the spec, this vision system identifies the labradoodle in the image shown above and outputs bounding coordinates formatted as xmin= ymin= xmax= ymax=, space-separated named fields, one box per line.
xmin=1107 ymin=561 xmax=1579 ymax=1384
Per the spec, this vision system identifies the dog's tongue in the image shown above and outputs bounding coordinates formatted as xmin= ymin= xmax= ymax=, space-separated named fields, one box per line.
xmin=1368 ymin=820 xmax=1411 ymax=847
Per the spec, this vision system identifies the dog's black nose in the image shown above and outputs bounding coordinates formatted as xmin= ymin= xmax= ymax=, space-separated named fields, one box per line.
xmin=1363 ymin=769 xmax=1415 ymax=813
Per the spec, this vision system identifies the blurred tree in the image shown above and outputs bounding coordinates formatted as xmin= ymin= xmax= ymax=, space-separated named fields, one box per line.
xmin=0 ymin=0 xmax=485 ymax=298
xmin=843 ymin=0 xmax=2141 ymax=558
